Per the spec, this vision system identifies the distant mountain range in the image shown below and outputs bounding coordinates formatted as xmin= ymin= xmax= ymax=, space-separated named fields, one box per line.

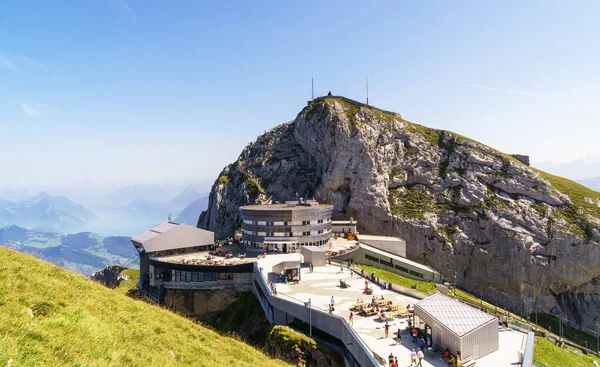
xmin=0 ymin=225 xmax=137 ymax=276
xmin=175 ymin=196 xmax=209 ymax=225
xmin=578 ymin=177 xmax=600 ymax=192
xmin=0 ymin=192 xmax=95 ymax=232
xmin=0 ymin=184 xmax=208 ymax=236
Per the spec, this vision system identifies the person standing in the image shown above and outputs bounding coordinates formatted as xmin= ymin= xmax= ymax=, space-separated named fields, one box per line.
xmin=409 ymin=349 xmax=417 ymax=366
xmin=412 ymin=328 xmax=418 ymax=343
xmin=384 ymin=320 xmax=390 ymax=338
xmin=329 ymin=296 xmax=335 ymax=313
xmin=340 ymin=263 xmax=344 ymax=273
xmin=394 ymin=356 xmax=399 ymax=367
xmin=388 ymin=352 xmax=394 ymax=366
xmin=349 ymin=312 xmax=354 ymax=326
xmin=418 ymin=336 xmax=425 ymax=351
xmin=416 ymin=349 xmax=424 ymax=367
xmin=396 ymin=328 xmax=402 ymax=344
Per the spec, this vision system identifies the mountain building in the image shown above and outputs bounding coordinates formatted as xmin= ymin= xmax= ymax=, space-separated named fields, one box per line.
xmin=131 ymin=222 xmax=253 ymax=302
xmin=240 ymin=199 xmax=333 ymax=253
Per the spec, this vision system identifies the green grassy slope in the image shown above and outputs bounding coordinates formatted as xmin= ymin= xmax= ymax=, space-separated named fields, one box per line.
xmin=356 ymin=264 xmax=437 ymax=294
xmin=533 ymin=336 xmax=598 ymax=367
xmin=0 ymin=247 xmax=289 ymax=367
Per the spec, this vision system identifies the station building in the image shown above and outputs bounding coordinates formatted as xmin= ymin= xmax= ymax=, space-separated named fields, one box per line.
xmin=240 ymin=199 xmax=334 ymax=253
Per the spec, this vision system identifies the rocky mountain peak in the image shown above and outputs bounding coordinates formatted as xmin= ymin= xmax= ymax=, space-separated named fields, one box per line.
xmin=198 ymin=96 xmax=600 ymax=331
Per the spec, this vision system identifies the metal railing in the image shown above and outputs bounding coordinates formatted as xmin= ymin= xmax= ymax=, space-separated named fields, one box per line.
xmin=251 ymin=262 xmax=383 ymax=366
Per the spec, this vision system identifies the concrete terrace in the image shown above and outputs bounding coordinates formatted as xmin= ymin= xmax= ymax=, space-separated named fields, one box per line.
xmin=258 ymin=253 xmax=526 ymax=367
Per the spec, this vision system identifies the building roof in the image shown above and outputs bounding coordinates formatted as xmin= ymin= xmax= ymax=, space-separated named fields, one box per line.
xmin=357 ymin=234 xmax=403 ymax=242
xmin=414 ymin=293 xmax=496 ymax=337
xmin=131 ymin=221 xmax=214 ymax=253
xmin=331 ymin=220 xmax=357 ymax=225
xmin=240 ymin=203 xmax=333 ymax=211
xmin=131 ymin=222 xmax=179 ymax=244
xmin=360 ymin=243 xmax=438 ymax=274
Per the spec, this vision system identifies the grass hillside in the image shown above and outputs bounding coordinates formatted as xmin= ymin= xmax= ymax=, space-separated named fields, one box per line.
xmin=0 ymin=247 xmax=289 ymax=367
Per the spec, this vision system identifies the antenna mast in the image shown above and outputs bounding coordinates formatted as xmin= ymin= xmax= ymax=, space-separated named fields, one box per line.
xmin=311 ymin=74 xmax=314 ymax=100
xmin=366 ymin=74 xmax=369 ymax=106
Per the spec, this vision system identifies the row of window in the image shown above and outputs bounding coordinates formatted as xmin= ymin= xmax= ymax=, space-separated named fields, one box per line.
xmin=165 ymin=270 xmax=233 ymax=283
xmin=364 ymin=254 xmax=424 ymax=278
xmin=244 ymin=229 xmax=331 ymax=237
xmin=243 ymin=219 xmax=331 ymax=226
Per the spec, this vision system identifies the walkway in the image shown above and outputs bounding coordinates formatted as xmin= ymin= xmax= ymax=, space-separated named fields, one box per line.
xmin=258 ymin=254 xmax=526 ymax=367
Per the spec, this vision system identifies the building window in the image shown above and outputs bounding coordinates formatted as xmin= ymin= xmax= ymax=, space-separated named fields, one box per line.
xmin=284 ymin=221 xmax=288 ymax=226
xmin=318 ymin=230 xmax=323 ymax=234
xmin=318 ymin=219 xmax=323 ymax=224
xmin=302 ymin=220 xmax=310 ymax=225
xmin=365 ymin=254 xmax=380 ymax=263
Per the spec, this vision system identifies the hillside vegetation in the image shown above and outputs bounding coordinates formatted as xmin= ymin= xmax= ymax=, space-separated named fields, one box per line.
xmin=0 ymin=247 xmax=289 ymax=367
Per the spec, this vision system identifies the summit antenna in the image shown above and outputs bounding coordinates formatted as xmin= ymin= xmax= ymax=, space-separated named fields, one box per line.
xmin=311 ymin=74 xmax=314 ymax=100
xmin=366 ymin=74 xmax=369 ymax=106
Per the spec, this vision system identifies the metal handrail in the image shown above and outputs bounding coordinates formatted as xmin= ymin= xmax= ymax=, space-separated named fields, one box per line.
xmin=252 ymin=262 xmax=383 ymax=366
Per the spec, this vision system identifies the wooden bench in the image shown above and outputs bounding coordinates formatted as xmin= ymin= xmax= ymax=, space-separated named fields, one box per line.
xmin=352 ymin=302 xmax=368 ymax=310
xmin=386 ymin=304 xmax=401 ymax=312
xmin=361 ymin=308 xmax=378 ymax=317
xmin=396 ymin=311 xmax=411 ymax=319
xmin=374 ymin=299 xmax=390 ymax=307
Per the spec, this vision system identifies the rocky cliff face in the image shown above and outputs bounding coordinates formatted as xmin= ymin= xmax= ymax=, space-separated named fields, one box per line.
xmin=198 ymin=96 xmax=600 ymax=331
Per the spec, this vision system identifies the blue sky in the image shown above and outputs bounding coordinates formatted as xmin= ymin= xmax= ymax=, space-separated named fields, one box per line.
xmin=1 ymin=0 xmax=599 ymax=188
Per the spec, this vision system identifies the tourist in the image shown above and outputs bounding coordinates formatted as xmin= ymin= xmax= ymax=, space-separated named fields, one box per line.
xmin=456 ymin=351 xmax=462 ymax=367
xmin=443 ymin=348 xmax=450 ymax=362
xmin=349 ymin=312 xmax=354 ymax=326
xmin=361 ymin=269 xmax=365 ymax=277
xmin=384 ymin=320 xmax=390 ymax=338
xmin=416 ymin=349 xmax=424 ymax=367
xmin=340 ymin=263 xmax=344 ymax=273
xmin=410 ymin=349 xmax=417 ymax=366
xmin=365 ymin=279 xmax=369 ymax=289
xmin=411 ymin=328 xmax=418 ymax=343
xmin=397 ymin=328 xmax=402 ymax=344
xmin=388 ymin=352 xmax=394 ymax=366
xmin=382 ymin=310 xmax=388 ymax=321
xmin=309 ymin=263 xmax=313 ymax=273
xmin=418 ymin=336 xmax=425 ymax=351
xmin=329 ymin=296 xmax=335 ymax=313
xmin=394 ymin=356 xmax=398 ymax=367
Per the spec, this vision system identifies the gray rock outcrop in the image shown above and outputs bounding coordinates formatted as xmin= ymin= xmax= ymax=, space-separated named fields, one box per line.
xmin=198 ymin=96 xmax=600 ymax=331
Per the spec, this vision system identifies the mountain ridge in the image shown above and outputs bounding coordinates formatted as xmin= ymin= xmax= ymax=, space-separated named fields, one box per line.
xmin=198 ymin=96 xmax=600 ymax=332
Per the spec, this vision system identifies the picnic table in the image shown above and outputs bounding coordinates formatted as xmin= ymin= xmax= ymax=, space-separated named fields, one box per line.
xmin=352 ymin=301 xmax=369 ymax=310
xmin=360 ymin=307 xmax=378 ymax=317
xmin=374 ymin=299 xmax=390 ymax=307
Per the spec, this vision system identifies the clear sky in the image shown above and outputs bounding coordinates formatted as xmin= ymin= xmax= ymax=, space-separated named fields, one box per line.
xmin=1 ymin=0 xmax=599 ymax=188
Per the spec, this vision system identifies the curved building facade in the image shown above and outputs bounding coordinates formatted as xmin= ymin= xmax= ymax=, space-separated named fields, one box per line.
xmin=240 ymin=200 xmax=333 ymax=253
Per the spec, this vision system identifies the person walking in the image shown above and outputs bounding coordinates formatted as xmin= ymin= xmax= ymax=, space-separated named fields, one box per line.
xmin=349 ymin=312 xmax=354 ymax=326
xmin=416 ymin=349 xmax=424 ymax=367
xmin=384 ymin=320 xmax=390 ymax=338
xmin=409 ymin=349 xmax=417 ymax=366
xmin=412 ymin=328 xmax=418 ymax=343
xmin=329 ymin=296 xmax=335 ymax=314
xmin=340 ymin=263 xmax=344 ymax=273
xmin=418 ymin=336 xmax=425 ymax=351
xmin=394 ymin=356 xmax=398 ymax=367
xmin=309 ymin=263 xmax=313 ymax=273
xmin=396 ymin=328 xmax=402 ymax=344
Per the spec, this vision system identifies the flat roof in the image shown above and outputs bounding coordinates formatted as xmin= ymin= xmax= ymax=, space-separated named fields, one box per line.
xmin=415 ymin=293 xmax=497 ymax=337
xmin=240 ymin=203 xmax=333 ymax=211
xmin=331 ymin=220 xmax=357 ymax=225
xmin=357 ymin=234 xmax=403 ymax=242
xmin=360 ymin=243 xmax=439 ymax=274
xmin=131 ymin=221 xmax=214 ymax=253
xmin=131 ymin=221 xmax=179 ymax=244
